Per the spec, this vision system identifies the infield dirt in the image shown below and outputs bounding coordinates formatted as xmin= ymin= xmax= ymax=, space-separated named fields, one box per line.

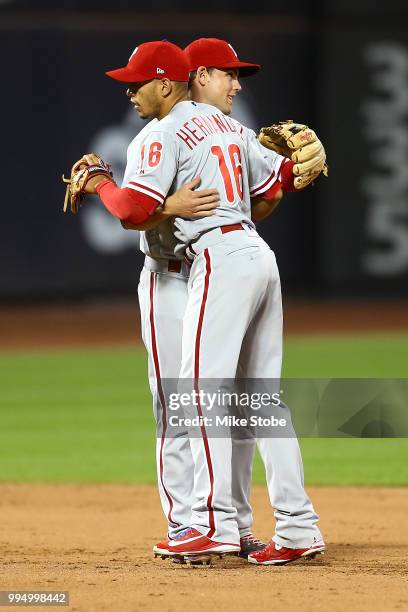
xmin=1 ymin=484 xmax=407 ymax=612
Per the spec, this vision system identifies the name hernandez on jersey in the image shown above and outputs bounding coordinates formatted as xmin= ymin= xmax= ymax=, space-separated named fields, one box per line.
xmin=122 ymin=101 xmax=285 ymax=256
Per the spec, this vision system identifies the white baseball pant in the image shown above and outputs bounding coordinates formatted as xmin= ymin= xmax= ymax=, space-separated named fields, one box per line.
xmin=138 ymin=257 xmax=255 ymax=539
xmin=179 ymin=224 xmax=323 ymax=547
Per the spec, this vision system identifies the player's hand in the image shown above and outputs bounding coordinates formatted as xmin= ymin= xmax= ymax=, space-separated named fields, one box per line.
xmin=75 ymin=153 xmax=112 ymax=194
xmin=163 ymin=176 xmax=219 ymax=219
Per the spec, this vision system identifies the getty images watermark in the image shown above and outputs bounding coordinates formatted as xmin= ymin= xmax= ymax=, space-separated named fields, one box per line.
xmin=167 ymin=389 xmax=286 ymax=429
xmin=156 ymin=380 xmax=297 ymax=438
xmin=155 ymin=378 xmax=408 ymax=438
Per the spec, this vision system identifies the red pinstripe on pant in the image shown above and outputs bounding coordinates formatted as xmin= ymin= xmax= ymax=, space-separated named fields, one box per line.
xmin=193 ymin=249 xmax=216 ymax=538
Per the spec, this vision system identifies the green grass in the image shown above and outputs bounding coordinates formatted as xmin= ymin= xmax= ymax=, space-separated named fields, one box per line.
xmin=1 ymin=334 xmax=407 ymax=485
xmin=0 ymin=348 xmax=155 ymax=483
xmin=253 ymin=439 xmax=408 ymax=486
xmin=282 ymin=334 xmax=408 ymax=378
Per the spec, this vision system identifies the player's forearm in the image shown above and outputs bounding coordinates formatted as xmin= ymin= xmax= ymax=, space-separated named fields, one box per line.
xmin=121 ymin=208 xmax=168 ymax=231
xmin=251 ymin=191 xmax=283 ymax=222
xmin=96 ymin=179 xmax=159 ymax=225
xmin=120 ymin=192 xmax=189 ymax=230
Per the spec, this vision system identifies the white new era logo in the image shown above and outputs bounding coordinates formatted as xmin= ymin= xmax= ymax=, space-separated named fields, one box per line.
xmin=156 ymin=67 xmax=165 ymax=74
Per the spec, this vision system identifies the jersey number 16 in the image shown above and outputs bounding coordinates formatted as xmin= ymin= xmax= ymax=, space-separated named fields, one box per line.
xmin=211 ymin=144 xmax=243 ymax=203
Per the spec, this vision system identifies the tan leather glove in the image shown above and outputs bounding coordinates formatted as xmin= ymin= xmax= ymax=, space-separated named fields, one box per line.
xmin=258 ymin=120 xmax=328 ymax=189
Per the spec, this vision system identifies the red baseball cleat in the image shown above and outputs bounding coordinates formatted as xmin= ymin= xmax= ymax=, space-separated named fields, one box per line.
xmin=239 ymin=533 xmax=266 ymax=558
xmin=153 ymin=538 xmax=172 ymax=557
xmin=248 ymin=540 xmax=325 ymax=566
xmin=167 ymin=527 xmax=240 ymax=556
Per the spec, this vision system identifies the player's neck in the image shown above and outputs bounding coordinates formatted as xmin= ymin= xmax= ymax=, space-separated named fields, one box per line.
xmin=158 ymin=92 xmax=188 ymax=120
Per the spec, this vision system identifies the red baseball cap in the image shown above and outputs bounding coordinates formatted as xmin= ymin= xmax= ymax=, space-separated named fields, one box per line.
xmin=184 ymin=38 xmax=260 ymax=77
xmin=106 ymin=41 xmax=189 ymax=83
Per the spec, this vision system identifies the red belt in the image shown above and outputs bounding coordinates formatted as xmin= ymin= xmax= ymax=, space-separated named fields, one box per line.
xmin=168 ymin=260 xmax=182 ymax=273
xmin=184 ymin=224 xmax=244 ymax=268
xmin=221 ymin=223 xmax=244 ymax=234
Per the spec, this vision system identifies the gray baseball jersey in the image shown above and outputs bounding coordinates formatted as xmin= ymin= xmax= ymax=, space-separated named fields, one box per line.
xmin=122 ymin=100 xmax=285 ymax=256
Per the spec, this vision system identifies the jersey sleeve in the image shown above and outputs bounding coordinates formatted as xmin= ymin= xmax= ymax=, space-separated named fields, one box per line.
xmin=95 ymin=179 xmax=159 ymax=225
xmin=122 ymin=129 xmax=178 ymax=207
xmin=241 ymin=126 xmax=289 ymax=197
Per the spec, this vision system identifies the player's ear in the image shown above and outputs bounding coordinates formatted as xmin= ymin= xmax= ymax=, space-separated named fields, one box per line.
xmin=160 ymin=78 xmax=173 ymax=98
xmin=196 ymin=66 xmax=209 ymax=86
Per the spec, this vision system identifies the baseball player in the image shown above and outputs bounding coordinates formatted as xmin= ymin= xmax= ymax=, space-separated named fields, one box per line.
xmin=78 ymin=39 xmax=325 ymax=564
xmin=120 ymin=42 xmax=282 ymax=560
xmin=181 ymin=39 xmax=325 ymax=566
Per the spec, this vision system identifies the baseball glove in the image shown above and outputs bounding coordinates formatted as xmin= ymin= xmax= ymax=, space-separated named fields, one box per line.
xmin=62 ymin=155 xmax=113 ymax=214
xmin=258 ymin=120 xmax=328 ymax=189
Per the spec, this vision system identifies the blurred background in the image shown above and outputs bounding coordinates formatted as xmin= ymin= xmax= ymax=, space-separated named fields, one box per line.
xmin=1 ymin=1 xmax=408 ymax=484
xmin=2 ymin=0 xmax=408 ymax=304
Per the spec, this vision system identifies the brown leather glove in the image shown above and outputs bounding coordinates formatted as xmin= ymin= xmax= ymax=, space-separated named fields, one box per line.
xmin=62 ymin=154 xmax=113 ymax=213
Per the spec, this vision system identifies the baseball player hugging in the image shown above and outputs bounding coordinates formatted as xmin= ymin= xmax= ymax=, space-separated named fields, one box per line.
xmin=68 ymin=38 xmax=327 ymax=566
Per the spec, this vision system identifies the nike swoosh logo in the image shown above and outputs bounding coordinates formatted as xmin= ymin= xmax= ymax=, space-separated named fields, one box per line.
xmin=168 ymin=535 xmax=203 ymax=546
